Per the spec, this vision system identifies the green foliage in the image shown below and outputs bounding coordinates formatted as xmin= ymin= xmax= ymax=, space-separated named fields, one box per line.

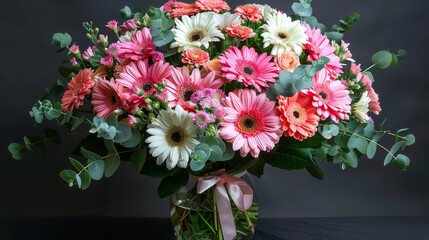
xmin=120 ymin=6 xmax=133 ymax=20
xmin=371 ymin=49 xmax=407 ymax=71
xmin=332 ymin=12 xmax=360 ymax=33
xmin=190 ymin=137 xmax=234 ymax=171
xmin=51 ymin=32 xmax=72 ymax=49
xmin=292 ymin=0 xmax=313 ymax=17
xmin=265 ymin=147 xmax=314 ymax=170
xmin=265 ymin=57 xmax=329 ymax=98
xmin=131 ymin=147 xmax=147 ymax=172
xmin=29 ymin=100 xmax=62 ymax=124
xmin=157 ymin=169 xmax=188 ymax=198
xmin=104 ymin=141 xmax=121 ymax=178
xmin=148 ymin=7 xmax=176 ymax=49
xmin=8 ymin=143 xmax=26 ymax=160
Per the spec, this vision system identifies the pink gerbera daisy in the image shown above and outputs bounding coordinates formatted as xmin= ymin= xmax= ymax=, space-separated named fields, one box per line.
xmin=278 ymin=92 xmax=320 ymax=141
xmin=361 ymin=75 xmax=381 ymax=115
xmin=61 ymin=69 xmax=95 ymax=112
xmin=219 ymin=46 xmax=279 ymax=92
xmin=116 ymin=59 xmax=173 ymax=110
xmin=166 ymin=67 xmax=223 ymax=111
xmin=234 ymin=4 xmax=263 ymax=22
xmin=115 ymin=28 xmax=156 ymax=61
xmin=303 ymin=24 xmax=342 ymax=78
xmin=302 ymin=70 xmax=351 ymax=123
xmin=91 ymin=78 xmax=124 ymax=119
xmin=195 ymin=0 xmax=230 ymax=13
xmin=219 ymin=89 xmax=282 ymax=158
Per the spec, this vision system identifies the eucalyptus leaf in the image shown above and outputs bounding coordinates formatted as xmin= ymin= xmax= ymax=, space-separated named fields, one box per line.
xmin=88 ymin=159 xmax=105 ymax=180
xmin=8 ymin=143 xmax=26 ymax=160
xmin=372 ymin=50 xmax=392 ymax=70
xmin=383 ymin=141 xmax=405 ymax=166
xmin=105 ymin=151 xmax=121 ymax=178
xmin=114 ymin=122 xmax=132 ymax=143
xmin=131 ymin=147 xmax=147 ymax=172
xmin=71 ymin=115 xmax=85 ymax=132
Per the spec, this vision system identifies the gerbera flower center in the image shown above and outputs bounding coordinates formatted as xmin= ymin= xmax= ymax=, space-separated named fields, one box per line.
xmin=111 ymin=96 xmax=117 ymax=105
xmin=166 ymin=127 xmax=187 ymax=147
xmin=293 ymin=111 xmax=300 ymax=119
xmin=243 ymin=66 xmax=254 ymax=75
xmin=189 ymin=29 xmax=205 ymax=42
xmin=183 ymin=90 xmax=194 ymax=101
xmin=236 ymin=110 xmax=264 ymax=136
xmin=278 ymin=32 xmax=288 ymax=39
xmin=143 ymin=83 xmax=153 ymax=92
xmin=319 ymin=91 xmax=328 ymax=100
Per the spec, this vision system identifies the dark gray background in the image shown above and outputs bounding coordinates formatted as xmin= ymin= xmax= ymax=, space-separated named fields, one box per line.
xmin=1 ymin=0 xmax=428 ymax=218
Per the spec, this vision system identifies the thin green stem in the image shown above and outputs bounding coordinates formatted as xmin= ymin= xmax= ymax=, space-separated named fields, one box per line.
xmin=363 ymin=64 xmax=375 ymax=73
xmin=196 ymin=210 xmax=216 ymax=234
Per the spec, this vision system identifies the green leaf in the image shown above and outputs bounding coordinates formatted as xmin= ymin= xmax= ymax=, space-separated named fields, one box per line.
xmin=71 ymin=115 xmax=85 ymax=131
xmin=190 ymin=159 xmax=206 ymax=171
xmin=80 ymin=147 xmax=103 ymax=162
xmin=220 ymin=143 xmax=235 ymax=161
xmin=69 ymin=157 xmax=85 ymax=171
xmin=61 ymin=110 xmax=73 ymax=125
xmin=120 ymin=6 xmax=132 ymax=19
xmin=58 ymin=66 xmax=74 ymax=78
xmin=345 ymin=150 xmax=358 ymax=168
xmin=157 ymin=170 xmax=188 ymax=199
xmin=51 ymin=32 xmax=72 ymax=48
xmin=383 ymin=141 xmax=405 ymax=166
xmin=393 ymin=154 xmax=410 ymax=170
xmin=131 ymin=147 xmax=147 ymax=173
xmin=372 ymin=50 xmax=392 ymax=70
xmin=59 ymin=169 xmax=76 ymax=185
xmin=292 ymin=2 xmax=312 ymax=17
xmin=75 ymin=174 xmax=82 ymax=189
xmin=228 ymin=158 xmax=259 ymax=176
xmin=208 ymin=145 xmax=223 ymax=161
xmin=397 ymin=49 xmax=407 ymax=60
xmin=404 ymin=134 xmax=415 ymax=146
xmin=266 ymin=148 xmax=313 ymax=170
xmin=120 ymin=128 xmax=141 ymax=148
xmin=105 ymin=151 xmax=121 ymax=178
xmin=367 ymin=141 xmax=377 ymax=159
xmin=347 ymin=134 xmax=368 ymax=154
xmin=114 ymin=122 xmax=132 ymax=143
xmin=8 ymin=143 xmax=26 ymax=160
xmin=88 ymin=159 xmax=105 ymax=180
xmin=306 ymin=164 xmax=324 ymax=180
xmin=325 ymin=31 xmax=343 ymax=41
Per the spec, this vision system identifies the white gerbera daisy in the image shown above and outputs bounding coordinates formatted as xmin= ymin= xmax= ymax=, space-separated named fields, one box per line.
xmin=171 ymin=12 xmax=224 ymax=52
xmin=255 ymin=4 xmax=277 ymax=19
xmin=352 ymin=91 xmax=371 ymax=123
xmin=145 ymin=105 xmax=200 ymax=170
xmin=213 ymin=12 xmax=241 ymax=31
xmin=260 ymin=12 xmax=307 ymax=56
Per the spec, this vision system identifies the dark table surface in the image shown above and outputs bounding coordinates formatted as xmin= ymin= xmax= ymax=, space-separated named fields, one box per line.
xmin=1 ymin=217 xmax=428 ymax=240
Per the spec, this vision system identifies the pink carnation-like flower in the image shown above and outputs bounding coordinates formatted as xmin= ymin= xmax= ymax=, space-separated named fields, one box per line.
xmin=278 ymin=92 xmax=320 ymax=141
xmin=70 ymin=57 xmax=78 ymax=66
xmin=61 ymin=69 xmax=95 ymax=112
xmin=195 ymin=0 xmax=230 ymax=13
xmin=100 ymin=55 xmax=114 ymax=67
xmin=92 ymin=78 xmax=124 ymax=119
xmin=116 ymin=28 xmax=156 ymax=61
xmin=219 ymin=89 xmax=282 ymax=158
xmin=82 ymin=46 xmax=96 ymax=60
xmin=166 ymin=67 xmax=223 ymax=111
xmin=106 ymin=20 xmax=118 ymax=30
xmin=69 ymin=44 xmax=79 ymax=55
xmin=181 ymin=48 xmax=210 ymax=67
xmin=225 ymin=24 xmax=255 ymax=41
xmin=118 ymin=19 xmax=138 ymax=35
xmin=168 ymin=2 xmax=201 ymax=19
xmin=302 ymin=70 xmax=351 ymax=123
xmin=219 ymin=46 xmax=279 ymax=92
xmin=116 ymin=59 xmax=173 ymax=110
xmin=303 ymin=24 xmax=342 ymax=78
xmin=193 ymin=110 xmax=215 ymax=128
xmin=234 ymin=4 xmax=263 ymax=22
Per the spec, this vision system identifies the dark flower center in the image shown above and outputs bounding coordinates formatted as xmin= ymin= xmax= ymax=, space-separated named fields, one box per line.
xmin=111 ymin=96 xmax=117 ymax=104
xmin=278 ymin=32 xmax=288 ymax=39
xmin=143 ymin=83 xmax=153 ymax=92
xmin=189 ymin=30 xmax=205 ymax=42
xmin=319 ymin=91 xmax=328 ymax=100
xmin=293 ymin=111 xmax=300 ymax=119
xmin=243 ymin=66 xmax=254 ymax=75
xmin=183 ymin=90 xmax=194 ymax=101
xmin=167 ymin=127 xmax=187 ymax=147
xmin=244 ymin=118 xmax=254 ymax=128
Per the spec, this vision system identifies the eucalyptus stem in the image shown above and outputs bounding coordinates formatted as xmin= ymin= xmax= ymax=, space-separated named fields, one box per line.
xmin=363 ymin=63 xmax=375 ymax=73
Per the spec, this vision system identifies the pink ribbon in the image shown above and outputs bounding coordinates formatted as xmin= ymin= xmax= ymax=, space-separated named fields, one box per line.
xmin=196 ymin=170 xmax=254 ymax=240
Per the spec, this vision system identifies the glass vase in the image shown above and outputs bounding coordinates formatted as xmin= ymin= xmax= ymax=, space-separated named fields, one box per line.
xmin=170 ymin=173 xmax=258 ymax=240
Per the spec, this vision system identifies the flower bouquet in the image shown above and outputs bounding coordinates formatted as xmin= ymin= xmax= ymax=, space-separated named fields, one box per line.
xmin=8 ymin=0 xmax=415 ymax=239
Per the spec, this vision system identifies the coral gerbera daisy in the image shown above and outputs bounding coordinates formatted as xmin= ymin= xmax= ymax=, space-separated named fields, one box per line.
xmin=219 ymin=89 xmax=282 ymax=158
xmin=145 ymin=105 xmax=200 ymax=170
xmin=219 ymin=46 xmax=279 ymax=92
xmin=61 ymin=69 xmax=95 ymax=112
xmin=168 ymin=2 xmax=201 ymax=19
xmin=302 ymin=71 xmax=352 ymax=123
xmin=225 ymin=24 xmax=255 ymax=41
xmin=170 ymin=13 xmax=224 ymax=52
xmin=116 ymin=59 xmax=172 ymax=110
xmin=181 ymin=48 xmax=210 ymax=67
xmin=195 ymin=0 xmax=230 ymax=13
xmin=261 ymin=12 xmax=307 ymax=56
xmin=277 ymin=92 xmax=320 ymax=141
xmin=303 ymin=24 xmax=343 ymax=78
xmin=115 ymin=28 xmax=156 ymax=61
xmin=166 ymin=67 xmax=223 ymax=111
xmin=234 ymin=4 xmax=263 ymax=22
xmin=91 ymin=78 xmax=124 ymax=119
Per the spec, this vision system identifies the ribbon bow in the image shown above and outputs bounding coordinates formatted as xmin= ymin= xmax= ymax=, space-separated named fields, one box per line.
xmin=196 ymin=170 xmax=254 ymax=240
